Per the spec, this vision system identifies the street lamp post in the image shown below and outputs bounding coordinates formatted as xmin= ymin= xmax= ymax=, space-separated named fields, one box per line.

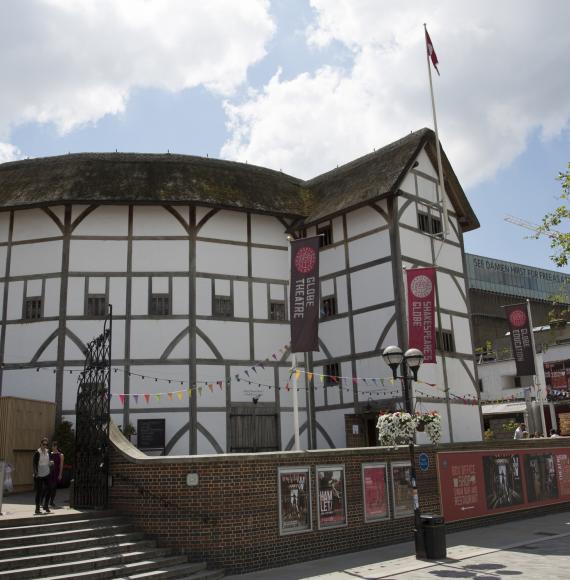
xmin=382 ymin=345 xmax=424 ymax=558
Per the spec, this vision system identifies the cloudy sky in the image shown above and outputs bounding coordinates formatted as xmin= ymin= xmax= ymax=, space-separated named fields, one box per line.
xmin=1 ymin=0 xmax=569 ymax=271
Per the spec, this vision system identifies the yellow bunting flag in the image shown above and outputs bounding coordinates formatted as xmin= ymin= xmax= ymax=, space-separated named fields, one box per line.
xmin=295 ymin=369 xmax=301 ymax=380
xmin=307 ymin=372 xmax=313 ymax=381
xmin=177 ymin=391 xmax=184 ymax=401
xmin=188 ymin=388 xmax=192 ymax=397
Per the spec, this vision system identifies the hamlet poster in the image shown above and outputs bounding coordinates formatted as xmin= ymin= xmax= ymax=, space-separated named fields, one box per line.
xmin=316 ymin=465 xmax=347 ymax=529
xmin=278 ymin=467 xmax=311 ymax=535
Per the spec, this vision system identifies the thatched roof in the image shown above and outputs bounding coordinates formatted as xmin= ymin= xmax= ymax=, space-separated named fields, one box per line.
xmin=0 ymin=129 xmax=479 ymax=231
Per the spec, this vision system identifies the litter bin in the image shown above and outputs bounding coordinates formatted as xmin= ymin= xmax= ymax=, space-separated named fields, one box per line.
xmin=419 ymin=514 xmax=446 ymax=559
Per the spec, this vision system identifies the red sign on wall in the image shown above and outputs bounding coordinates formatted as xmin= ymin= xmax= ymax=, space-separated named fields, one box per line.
xmin=406 ymin=267 xmax=436 ymax=363
xmin=438 ymin=448 xmax=570 ymax=522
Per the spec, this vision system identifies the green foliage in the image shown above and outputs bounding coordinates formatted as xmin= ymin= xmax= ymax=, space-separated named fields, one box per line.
xmin=502 ymin=420 xmax=519 ymax=433
xmin=52 ymin=420 xmax=75 ymax=465
xmin=535 ymin=163 xmax=570 ymax=267
xmin=119 ymin=422 xmax=136 ymax=438
xmin=484 ymin=428 xmax=494 ymax=441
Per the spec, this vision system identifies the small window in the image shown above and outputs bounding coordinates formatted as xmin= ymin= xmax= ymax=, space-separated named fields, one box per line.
xmin=430 ymin=215 xmax=442 ymax=235
xmin=418 ymin=211 xmax=443 ymax=236
xmin=324 ymin=362 xmax=340 ymax=387
xmin=24 ymin=297 xmax=42 ymax=320
xmin=317 ymin=223 xmax=333 ymax=248
xmin=213 ymin=295 xmax=233 ymax=317
xmin=478 ymin=378 xmax=484 ymax=393
xmin=269 ymin=301 xmax=286 ymax=321
xmin=87 ymin=295 xmax=107 ymax=317
xmin=150 ymin=293 xmax=171 ymax=316
xmin=321 ymin=295 xmax=337 ymax=318
xmin=418 ymin=212 xmax=430 ymax=233
xmin=436 ymin=330 xmax=455 ymax=353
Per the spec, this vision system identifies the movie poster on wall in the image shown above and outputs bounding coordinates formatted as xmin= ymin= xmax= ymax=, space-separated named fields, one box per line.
xmin=391 ymin=462 xmax=414 ymax=518
xmin=438 ymin=448 xmax=570 ymax=522
xmin=278 ymin=467 xmax=311 ymax=535
xmin=316 ymin=465 xmax=347 ymax=529
xmin=362 ymin=463 xmax=389 ymax=522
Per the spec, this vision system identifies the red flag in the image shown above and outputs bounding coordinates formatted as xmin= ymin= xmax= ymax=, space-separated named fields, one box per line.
xmin=425 ymin=28 xmax=440 ymax=75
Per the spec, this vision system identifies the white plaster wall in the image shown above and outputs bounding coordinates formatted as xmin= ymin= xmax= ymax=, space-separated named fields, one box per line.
xmin=348 ymin=230 xmax=390 ymax=268
xmin=195 ymin=277 xmax=212 ymax=316
xmin=7 ymin=281 xmax=23 ymax=320
xmin=0 ymin=212 xmax=10 ymax=242
xmin=315 ymin=408 xmax=347 ymax=448
xmin=66 ymin=320 xmax=125 ymax=359
xmin=73 ymin=206 xmax=128 ymax=236
xmin=197 ymin=412 xmax=226 ymax=453
xmin=269 ymin=284 xmax=285 ymax=301
xmin=197 ymin=320 xmax=249 ymax=360
xmin=66 ymin=277 xmax=85 ymax=316
xmin=234 ymin=281 xmax=249 ymax=318
xmin=198 ymin=210 xmax=247 ymax=242
xmin=61 ymin=365 xmax=86 ymax=411
xmin=415 ymin=149 xmax=438 ymax=179
xmin=442 ymin=357 xmax=478 ymax=397
xmin=332 ymin=217 xmax=344 ymax=244
xmin=253 ymin=323 xmax=290 ymax=361
xmin=132 ymin=240 xmax=188 ymax=272
xmin=336 ymin=275 xmax=348 ymax=313
xmin=126 ymin=364 xmax=189 ymax=410
xmin=0 ymin=246 xmax=6 ymax=276
xmin=320 ymin=245 xmax=345 ymax=277
xmin=44 ymin=278 xmax=61 ymax=317
xmin=437 ymin=272 xmax=467 ymax=313
xmin=417 ymin=175 xmax=438 ymax=204
xmin=232 ymin=366 xmax=275 ymax=403
xmin=69 ymin=241 xmax=127 ymax=272
xmin=1 ymin=368 xmax=56 ymax=401
xmin=172 ymin=277 xmax=189 ymax=315
xmin=109 ymin=277 xmax=127 ymax=315
xmin=11 ymin=241 xmax=63 ymax=276
xmin=128 ymin=412 xmax=189 ymax=454
xmin=4 ymin=322 xmax=59 ymax=363
xmin=398 ymin=228 xmax=432 ymax=263
xmin=133 ymin=206 xmax=188 ymax=236
xmin=13 ymin=208 xmax=62 ymax=241
xmin=436 ymin=243 xmax=464 ymax=273
xmin=346 ymin=206 xmax=386 ymax=238
xmin=353 ymin=307 xmax=396 ymax=354
xmin=450 ymin=404 xmax=483 ymax=442
xmin=452 ymin=316 xmax=473 ymax=355
xmin=251 ymin=247 xmax=288 ymax=280
xmin=129 ymin=320 xmax=187 ymax=359
xmin=280 ymin=411 xmax=309 ymax=450
xmin=196 ymin=242 xmax=247 ymax=276
xmin=250 ymin=214 xmax=288 ymax=246
xmin=351 ymin=262 xmax=394 ymax=310
xmin=400 ymin=173 xmax=416 ymax=195
xmin=314 ymin=318 xmax=351 ymax=361
xmin=252 ymin=283 xmax=268 ymax=318
xmin=197 ymin=364 xmax=227 ymax=407
xmin=399 ymin=200 xmax=420 ymax=228
xmin=131 ymin=277 xmax=148 ymax=315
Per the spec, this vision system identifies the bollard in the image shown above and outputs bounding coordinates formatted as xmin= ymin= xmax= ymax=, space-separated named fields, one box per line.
xmin=0 ymin=460 xmax=5 ymax=516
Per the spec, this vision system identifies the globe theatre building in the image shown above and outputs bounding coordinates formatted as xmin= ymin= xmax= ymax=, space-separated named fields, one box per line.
xmin=0 ymin=128 xmax=482 ymax=454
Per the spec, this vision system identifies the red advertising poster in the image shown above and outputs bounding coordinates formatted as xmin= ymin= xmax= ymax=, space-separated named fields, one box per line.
xmin=317 ymin=466 xmax=347 ymax=529
xmin=438 ymin=448 xmax=570 ymax=522
xmin=406 ymin=267 xmax=436 ymax=363
xmin=362 ymin=463 xmax=388 ymax=522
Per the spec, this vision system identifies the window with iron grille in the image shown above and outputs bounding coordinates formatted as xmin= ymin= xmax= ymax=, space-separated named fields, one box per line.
xmin=318 ymin=223 xmax=333 ymax=248
xmin=321 ymin=295 xmax=337 ymax=318
xmin=87 ymin=295 xmax=107 ymax=317
xmin=430 ymin=215 xmax=442 ymax=235
xmin=418 ymin=211 xmax=442 ymax=235
xmin=213 ymin=295 xmax=233 ymax=317
xmin=24 ymin=297 xmax=42 ymax=320
xmin=436 ymin=330 xmax=455 ymax=353
xmin=269 ymin=301 xmax=286 ymax=321
xmin=324 ymin=362 xmax=340 ymax=387
xmin=150 ymin=293 xmax=171 ymax=316
xmin=418 ymin=212 xmax=430 ymax=233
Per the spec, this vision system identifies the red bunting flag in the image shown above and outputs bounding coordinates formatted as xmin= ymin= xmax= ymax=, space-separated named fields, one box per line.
xmin=118 ymin=394 xmax=125 ymax=406
xmin=144 ymin=393 xmax=150 ymax=403
xmin=425 ymin=27 xmax=440 ymax=75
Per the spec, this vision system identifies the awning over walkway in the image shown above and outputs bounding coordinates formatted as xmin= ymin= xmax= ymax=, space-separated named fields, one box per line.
xmin=481 ymin=402 xmax=527 ymax=415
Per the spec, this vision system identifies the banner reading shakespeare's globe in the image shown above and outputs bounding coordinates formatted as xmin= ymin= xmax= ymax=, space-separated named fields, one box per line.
xmin=290 ymin=236 xmax=320 ymax=353
xmin=406 ymin=267 xmax=436 ymax=363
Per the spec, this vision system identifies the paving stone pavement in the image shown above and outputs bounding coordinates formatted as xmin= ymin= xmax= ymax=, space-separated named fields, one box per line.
xmin=232 ymin=510 xmax=570 ymax=579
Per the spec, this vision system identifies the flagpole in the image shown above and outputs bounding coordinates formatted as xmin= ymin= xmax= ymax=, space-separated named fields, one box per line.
xmin=288 ymin=235 xmax=301 ymax=451
xmin=424 ymin=23 xmax=449 ymax=237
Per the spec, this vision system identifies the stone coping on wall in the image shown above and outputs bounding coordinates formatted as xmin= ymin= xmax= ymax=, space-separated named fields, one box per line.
xmin=110 ymin=420 xmax=570 ymax=463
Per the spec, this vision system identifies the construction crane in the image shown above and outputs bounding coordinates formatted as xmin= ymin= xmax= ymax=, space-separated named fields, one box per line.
xmin=504 ymin=215 xmax=561 ymax=239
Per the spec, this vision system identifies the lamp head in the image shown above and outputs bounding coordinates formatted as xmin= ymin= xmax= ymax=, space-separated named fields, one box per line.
xmin=404 ymin=348 xmax=424 ymax=380
xmin=382 ymin=345 xmax=403 ymax=379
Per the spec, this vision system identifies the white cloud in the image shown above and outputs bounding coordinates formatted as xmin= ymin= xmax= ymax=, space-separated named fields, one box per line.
xmin=0 ymin=143 xmax=22 ymax=164
xmin=222 ymin=0 xmax=570 ymax=186
xmin=0 ymin=0 xmax=274 ymax=138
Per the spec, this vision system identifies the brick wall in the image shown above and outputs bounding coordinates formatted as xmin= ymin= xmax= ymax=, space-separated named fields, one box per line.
xmin=108 ymin=424 xmax=570 ymax=574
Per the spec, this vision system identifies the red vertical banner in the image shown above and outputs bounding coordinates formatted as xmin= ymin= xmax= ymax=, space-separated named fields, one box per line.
xmin=406 ymin=267 xmax=436 ymax=363
xmin=290 ymin=236 xmax=320 ymax=353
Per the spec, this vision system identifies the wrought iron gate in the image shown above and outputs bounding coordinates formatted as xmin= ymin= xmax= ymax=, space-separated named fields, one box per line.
xmin=74 ymin=306 xmax=112 ymax=508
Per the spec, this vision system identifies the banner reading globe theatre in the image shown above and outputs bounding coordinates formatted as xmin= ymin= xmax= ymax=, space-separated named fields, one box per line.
xmin=290 ymin=236 xmax=320 ymax=353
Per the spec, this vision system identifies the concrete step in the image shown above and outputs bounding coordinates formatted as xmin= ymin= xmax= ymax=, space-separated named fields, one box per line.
xmin=38 ymin=554 xmax=191 ymax=579
xmin=0 ymin=547 xmax=177 ymax=580
xmin=123 ymin=562 xmax=225 ymax=579
xmin=0 ymin=515 xmax=127 ymax=538
xmin=0 ymin=531 xmax=147 ymax=560
xmin=0 ymin=539 xmax=157 ymax=570
xmin=0 ymin=522 xmax=134 ymax=547
xmin=0 ymin=510 xmax=116 ymax=530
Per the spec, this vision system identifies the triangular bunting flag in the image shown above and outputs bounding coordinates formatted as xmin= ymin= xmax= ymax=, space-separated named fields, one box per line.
xmin=167 ymin=392 xmax=173 ymax=401
xmin=177 ymin=391 xmax=184 ymax=401
xmin=119 ymin=394 xmax=125 ymax=406
xmin=208 ymin=383 xmax=213 ymax=392
xmin=133 ymin=394 xmax=139 ymax=404
xmin=144 ymin=393 xmax=150 ymax=403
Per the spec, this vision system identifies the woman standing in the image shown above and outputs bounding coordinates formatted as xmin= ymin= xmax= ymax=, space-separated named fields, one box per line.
xmin=47 ymin=441 xmax=64 ymax=508
xmin=32 ymin=437 xmax=51 ymax=514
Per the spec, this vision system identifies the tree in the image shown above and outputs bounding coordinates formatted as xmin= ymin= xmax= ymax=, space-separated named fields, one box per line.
xmin=536 ymin=163 xmax=570 ymax=267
